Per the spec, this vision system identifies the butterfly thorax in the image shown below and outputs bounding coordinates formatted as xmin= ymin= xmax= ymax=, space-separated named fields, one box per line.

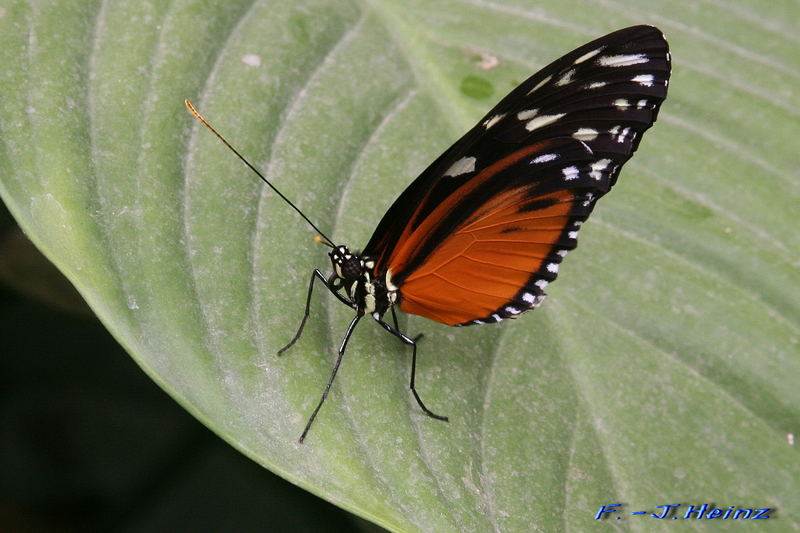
xmin=328 ymin=245 xmax=397 ymax=317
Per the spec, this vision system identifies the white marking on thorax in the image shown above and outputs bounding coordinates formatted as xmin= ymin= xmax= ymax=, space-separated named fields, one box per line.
xmin=363 ymin=279 xmax=377 ymax=313
xmin=385 ymin=269 xmax=398 ymax=291
xmin=365 ymin=293 xmax=376 ymax=313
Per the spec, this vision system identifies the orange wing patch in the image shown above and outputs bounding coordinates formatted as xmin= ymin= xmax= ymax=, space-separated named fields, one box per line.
xmin=399 ymin=190 xmax=574 ymax=325
xmin=377 ymin=140 xmax=562 ymax=273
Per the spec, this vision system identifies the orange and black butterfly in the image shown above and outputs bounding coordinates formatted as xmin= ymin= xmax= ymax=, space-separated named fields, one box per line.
xmin=186 ymin=25 xmax=671 ymax=442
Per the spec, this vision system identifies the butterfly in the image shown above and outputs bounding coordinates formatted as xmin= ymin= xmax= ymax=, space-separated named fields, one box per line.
xmin=185 ymin=24 xmax=671 ymax=442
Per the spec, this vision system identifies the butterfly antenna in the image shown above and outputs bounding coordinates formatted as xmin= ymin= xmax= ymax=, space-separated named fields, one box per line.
xmin=184 ymin=99 xmax=335 ymax=247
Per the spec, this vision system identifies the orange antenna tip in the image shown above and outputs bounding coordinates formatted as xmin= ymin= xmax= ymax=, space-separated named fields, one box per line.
xmin=314 ymin=235 xmax=334 ymax=248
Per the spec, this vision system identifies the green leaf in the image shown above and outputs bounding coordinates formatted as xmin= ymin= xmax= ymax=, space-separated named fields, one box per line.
xmin=1 ymin=1 xmax=798 ymax=531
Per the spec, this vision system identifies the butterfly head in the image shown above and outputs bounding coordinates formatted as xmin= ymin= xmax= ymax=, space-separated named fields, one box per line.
xmin=329 ymin=245 xmax=363 ymax=281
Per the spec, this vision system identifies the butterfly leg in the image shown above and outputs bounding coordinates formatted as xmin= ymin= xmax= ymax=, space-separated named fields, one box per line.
xmin=299 ymin=312 xmax=363 ymax=443
xmin=390 ymin=306 xmax=423 ymax=343
xmin=278 ymin=269 xmax=354 ymax=356
xmin=375 ymin=317 xmax=449 ymax=422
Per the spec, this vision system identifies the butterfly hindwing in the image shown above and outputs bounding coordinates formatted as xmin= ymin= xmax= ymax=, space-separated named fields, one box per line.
xmin=395 ymin=136 xmax=628 ymax=325
xmin=364 ymin=25 xmax=670 ymax=326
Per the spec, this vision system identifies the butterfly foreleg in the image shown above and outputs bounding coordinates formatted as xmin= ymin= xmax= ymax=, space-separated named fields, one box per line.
xmin=278 ymin=269 xmax=355 ymax=356
xmin=299 ymin=312 xmax=363 ymax=443
xmin=374 ymin=316 xmax=448 ymax=422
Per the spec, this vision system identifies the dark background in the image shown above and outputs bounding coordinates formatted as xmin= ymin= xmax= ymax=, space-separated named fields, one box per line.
xmin=0 ymin=202 xmax=380 ymax=532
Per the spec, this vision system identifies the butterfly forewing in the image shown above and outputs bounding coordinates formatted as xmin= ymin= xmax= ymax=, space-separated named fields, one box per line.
xmin=364 ymin=25 xmax=670 ymax=326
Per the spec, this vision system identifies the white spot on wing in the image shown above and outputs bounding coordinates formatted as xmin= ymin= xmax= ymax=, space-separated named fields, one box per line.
xmin=598 ymin=53 xmax=648 ymax=67
xmin=568 ymin=231 xmax=578 ymax=239
xmin=574 ymin=47 xmax=604 ymax=64
xmin=562 ymin=166 xmax=580 ymax=181
xmin=505 ymin=306 xmax=521 ymax=315
xmin=517 ymin=108 xmax=538 ymax=120
xmin=617 ymin=126 xmax=631 ymax=143
xmin=527 ymin=75 xmax=552 ymax=95
xmin=572 ymin=128 xmax=598 ymax=141
xmin=547 ymin=263 xmax=559 ymax=273
xmin=632 ymin=74 xmax=654 ymax=86
xmin=491 ymin=313 xmax=503 ymax=322
xmin=637 ymin=99 xmax=648 ymax=109
xmin=589 ymin=158 xmax=612 ymax=180
xmin=534 ymin=279 xmax=548 ymax=289
xmin=588 ymin=81 xmax=607 ymax=89
xmin=532 ymin=153 xmax=558 ymax=164
xmin=557 ymin=250 xmax=568 ymax=257
xmin=483 ymin=113 xmax=505 ymax=129
xmin=444 ymin=156 xmax=476 ymax=177
xmin=614 ymin=98 xmax=630 ymax=110
xmin=556 ymin=69 xmax=576 ymax=86
xmin=522 ymin=292 xmax=536 ymax=304
xmin=525 ymin=113 xmax=565 ymax=132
